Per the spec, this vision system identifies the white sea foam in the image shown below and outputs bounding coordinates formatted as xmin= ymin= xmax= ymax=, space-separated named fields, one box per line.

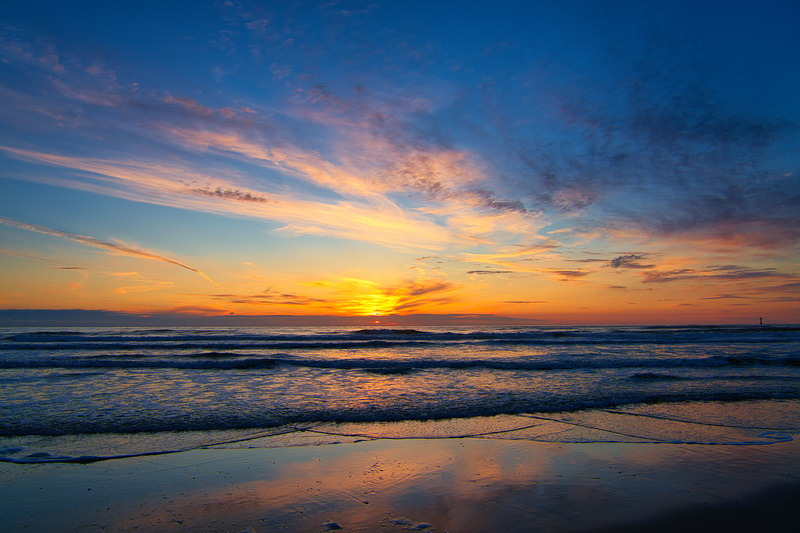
xmin=0 ymin=401 xmax=797 ymax=464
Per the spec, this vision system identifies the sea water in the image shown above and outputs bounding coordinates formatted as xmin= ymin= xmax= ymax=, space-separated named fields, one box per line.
xmin=1 ymin=325 xmax=798 ymax=462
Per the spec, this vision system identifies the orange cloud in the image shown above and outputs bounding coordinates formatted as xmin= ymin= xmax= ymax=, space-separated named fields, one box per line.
xmin=332 ymin=278 xmax=462 ymax=316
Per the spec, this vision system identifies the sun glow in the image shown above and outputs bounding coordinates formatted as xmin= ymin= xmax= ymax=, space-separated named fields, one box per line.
xmin=348 ymin=292 xmax=402 ymax=316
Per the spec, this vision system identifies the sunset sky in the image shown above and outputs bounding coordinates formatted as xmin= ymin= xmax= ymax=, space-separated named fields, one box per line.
xmin=1 ymin=0 xmax=798 ymax=325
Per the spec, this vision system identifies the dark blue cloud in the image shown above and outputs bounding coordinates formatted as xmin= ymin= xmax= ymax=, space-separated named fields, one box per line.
xmin=609 ymin=255 xmax=655 ymax=269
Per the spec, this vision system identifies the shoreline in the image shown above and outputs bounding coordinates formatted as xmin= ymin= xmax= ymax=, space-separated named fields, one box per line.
xmin=2 ymin=400 xmax=798 ymax=531
xmin=2 ymin=434 xmax=799 ymax=532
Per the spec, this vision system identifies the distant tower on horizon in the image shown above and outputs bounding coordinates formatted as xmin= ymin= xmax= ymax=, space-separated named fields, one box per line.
xmin=759 ymin=317 xmax=763 ymax=326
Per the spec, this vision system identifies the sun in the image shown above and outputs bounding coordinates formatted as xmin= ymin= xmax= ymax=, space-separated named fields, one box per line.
xmin=346 ymin=292 xmax=401 ymax=316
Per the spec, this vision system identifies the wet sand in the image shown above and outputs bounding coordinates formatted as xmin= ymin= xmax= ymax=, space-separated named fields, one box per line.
xmin=2 ymin=434 xmax=799 ymax=532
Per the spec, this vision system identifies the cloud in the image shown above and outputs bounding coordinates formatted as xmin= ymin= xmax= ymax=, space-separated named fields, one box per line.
xmin=0 ymin=145 xmax=458 ymax=250
xmin=641 ymin=265 xmax=794 ymax=284
xmin=464 ymin=11 xmax=800 ymax=249
xmin=131 ymin=79 xmax=544 ymax=244
xmin=1 ymin=249 xmax=85 ymax=268
xmin=1 ymin=1 xmax=798 ymax=296
xmin=165 ymin=120 xmax=536 ymax=229
xmin=760 ymin=282 xmax=800 ymax=293
xmin=114 ymin=280 xmax=175 ymax=295
xmin=609 ymin=254 xmax=655 ymax=269
xmin=549 ymin=269 xmax=590 ymax=281
xmin=188 ymin=186 xmax=271 ymax=203
xmin=163 ymin=93 xmax=215 ymax=117
xmin=0 ymin=217 xmax=217 ymax=284
xmin=660 ymin=219 xmax=800 ymax=251
xmin=320 ymin=277 xmax=462 ymax=315
xmin=2 ymin=108 xmax=549 ymax=249
xmin=205 ymin=278 xmax=462 ymax=317
xmin=0 ymin=27 xmax=606 ymax=256
xmin=760 ymin=296 xmax=800 ymax=303
xmin=209 ymin=288 xmax=329 ymax=308
xmin=460 ymin=241 xmax=561 ymax=265
xmin=383 ymin=279 xmax=461 ymax=314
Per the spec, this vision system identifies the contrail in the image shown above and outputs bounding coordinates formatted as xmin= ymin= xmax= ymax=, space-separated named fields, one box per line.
xmin=0 ymin=217 xmax=218 ymax=285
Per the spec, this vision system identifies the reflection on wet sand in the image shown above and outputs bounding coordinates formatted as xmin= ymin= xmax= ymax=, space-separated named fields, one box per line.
xmin=2 ymin=401 xmax=799 ymax=532
xmin=19 ymin=436 xmax=789 ymax=532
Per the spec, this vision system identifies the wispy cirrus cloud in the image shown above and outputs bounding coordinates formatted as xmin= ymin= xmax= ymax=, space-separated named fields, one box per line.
xmin=1 ymin=85 xmax=547 ymax=248
xmin=699 ymin=294 xmax=752 ymax=300
xmin=0 ymin=23 xmax=545 ymax=251
xmin=1 ymin=249 xmax=84 ymax=268
xmin=641 ymin=265 xmax=795 ymax=284
xmin=163 ymin=120 xmax=536 ymax=233
xmin=0 ymin=145 xmax=456 ymax=250
xmin=460 ymin=241 xmax=561 ymax=265
xmin=209 ymin=287 xmax=330 ymax=308
xmin=0 ymin=217 xmax=217 ymax=285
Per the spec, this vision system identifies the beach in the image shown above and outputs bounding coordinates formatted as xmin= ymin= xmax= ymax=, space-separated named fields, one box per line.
xmin=2 ymin=325 xmax=799 ymax=531
xmin=3 ymin=0 xmax=799 ymax=529
xmin=3 ymin=402 xmax=799 ymax=532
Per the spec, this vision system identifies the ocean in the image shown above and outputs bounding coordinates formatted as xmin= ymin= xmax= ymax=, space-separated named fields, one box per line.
xmin=2 ymin=324 xmax=799 ymax=463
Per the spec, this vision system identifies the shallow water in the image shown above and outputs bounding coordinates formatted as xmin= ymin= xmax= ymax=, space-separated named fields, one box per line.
xmin=1 ymin=399 xmax=797 ymax=464
xmin=1 ymin=325 xmax=799 ymax=459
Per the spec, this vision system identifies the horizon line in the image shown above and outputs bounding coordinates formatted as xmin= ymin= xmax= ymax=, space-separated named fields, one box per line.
xmin=0 ymin=308 xmax=787 ymax=327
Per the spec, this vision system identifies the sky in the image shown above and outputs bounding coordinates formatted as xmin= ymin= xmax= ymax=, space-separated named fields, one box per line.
xmin=0 ymin=0 xmax=798 ymax=326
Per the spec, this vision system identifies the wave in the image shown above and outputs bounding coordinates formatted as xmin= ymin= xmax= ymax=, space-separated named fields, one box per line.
xmin=629 ymin=372 xmax=689 ymax=381
xmin=0 ymin=448 xmax=185 ymax=464
xmin=3 ymin=325 xmax=798 ymax=349
xmin=0 ymin=344 xmax=800 ymax=373
xmin=3 ymin=325 xmax=798 ymax=441
xmin=1 ymin=352 xmax=799 ymax=371
xmin=3 ymin=389 xmax=799 ymax=440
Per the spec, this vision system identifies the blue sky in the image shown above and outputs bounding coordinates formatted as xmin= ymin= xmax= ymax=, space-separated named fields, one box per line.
xmin=1 ymin=0 xmax=798 ymax=325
